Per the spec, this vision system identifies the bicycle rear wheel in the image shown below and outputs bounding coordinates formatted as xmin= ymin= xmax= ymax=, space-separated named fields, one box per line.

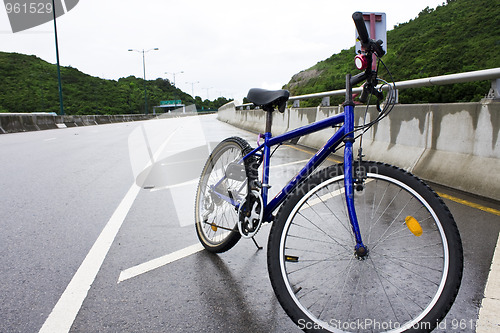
xmin=267 ymin=161 xmax=463 ymax=332
xmin=195 ymin=137 xmax=252 ymax=253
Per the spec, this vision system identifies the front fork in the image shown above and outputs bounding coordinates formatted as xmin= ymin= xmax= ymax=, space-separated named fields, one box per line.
xmin=344 ymin=75 xmax=368 ymax=258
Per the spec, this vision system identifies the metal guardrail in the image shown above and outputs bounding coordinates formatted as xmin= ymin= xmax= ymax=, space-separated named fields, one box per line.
xmin=236 ymin=67 xmax=500 ymax=109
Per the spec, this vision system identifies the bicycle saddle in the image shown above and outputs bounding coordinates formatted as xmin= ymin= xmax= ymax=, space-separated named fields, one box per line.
xmin=247 ymin=88 xmax=290 ymax=112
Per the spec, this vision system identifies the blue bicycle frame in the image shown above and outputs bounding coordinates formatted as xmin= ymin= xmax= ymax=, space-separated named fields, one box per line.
xmin=213 ymin=73 xmax=368 ymax=251
xmin=249 ymin=112 xmax=346 ymax=221
xmin=244 ymin=73 xmax=367 ymax=250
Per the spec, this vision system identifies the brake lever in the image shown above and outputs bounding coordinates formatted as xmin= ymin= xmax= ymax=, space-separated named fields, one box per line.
xmin=359 ymin=83 xmax=371 ymax=103
xmin=374 ymin=89 xmax=385 ymax=112
xmin=373 ymin=39 xmax=385 ymax=58
xmin=359 ymin=83 xmax=385 ymax=112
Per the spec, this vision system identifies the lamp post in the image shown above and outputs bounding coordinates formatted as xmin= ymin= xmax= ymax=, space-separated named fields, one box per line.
xmin=165 ymin=71 xmax=184 ymax=88
xmin=165 ymin=71 xmax=184 ymax=109
xmin=203 ymin=87 xmax=213 ymax=101
xmin=51 ymin=0 xmax=64 ymax=115
xmin=128 ymin=48 xmax=159 ymax=114
xmin=185 ymin=81 xmax=199 ymax=98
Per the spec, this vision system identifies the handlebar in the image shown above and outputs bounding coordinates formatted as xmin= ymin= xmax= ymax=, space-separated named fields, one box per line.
xmin=352 ymin=12 xmax=370 ymax=46
xmin=352 ymin=12 xmax=386 ymax=58
xmin=351 ymin=12 xmax=387 ymax=108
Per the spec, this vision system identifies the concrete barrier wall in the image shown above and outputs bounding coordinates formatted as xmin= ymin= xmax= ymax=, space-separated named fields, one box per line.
xmin=0 ymin=112 xmax=215 ymax=134
xmin=0 ymin=113 xmax=156 ymax=134
xmin=218 ymin=100 xmax=500 ymax=201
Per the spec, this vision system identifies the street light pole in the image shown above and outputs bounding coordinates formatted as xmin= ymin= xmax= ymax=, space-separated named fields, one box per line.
xmin=165 ymin=71 xmax=184 ymax=88
xmin=165 ymin=71 xmax=184 ymax=109
xmin=128 ymin=48 xmax=159 ymax=114
xmin=186 ymin=81 xmax=199 ymax=98
xmin=203 ymin=87 xmax=213 ymax=101
xmin=51 ymin=0 xmax=64 ymax=115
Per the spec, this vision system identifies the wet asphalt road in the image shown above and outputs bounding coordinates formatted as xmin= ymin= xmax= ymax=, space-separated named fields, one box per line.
xmin=1 ymin=114 xmax=499 ymax=333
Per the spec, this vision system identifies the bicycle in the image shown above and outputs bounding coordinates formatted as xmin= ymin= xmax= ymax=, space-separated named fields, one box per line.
xmin=194 ymin=12 xmax=463 ymax=333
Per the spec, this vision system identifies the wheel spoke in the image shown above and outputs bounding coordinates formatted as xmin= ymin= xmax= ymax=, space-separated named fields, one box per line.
xmin=195 ymin=138 xmax=252 ymax=252
xmin=269 ymin=163 xmax=462 ymax=333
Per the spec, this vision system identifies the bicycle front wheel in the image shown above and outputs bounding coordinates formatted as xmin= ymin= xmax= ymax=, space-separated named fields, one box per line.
xmin=195 ymin=137 xmax=252 ymax=253
xmin=268 ymin=162 xmax=463 ymax=332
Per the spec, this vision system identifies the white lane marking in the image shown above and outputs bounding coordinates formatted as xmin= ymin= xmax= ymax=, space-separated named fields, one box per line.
xmin=118 ymin=243 xmax=204 ymax=283
xmin=44 ymin=137 xmax=57 ymax=142
xmin=476 ymin=232 xmax=500 ymax=332
xmin=39 ymin=183 xmax=141 ymax=333
xmin=39 ymin=125 xmax=178 ymax=333
xmin=118 ymin=231 xmax=231 ymax=282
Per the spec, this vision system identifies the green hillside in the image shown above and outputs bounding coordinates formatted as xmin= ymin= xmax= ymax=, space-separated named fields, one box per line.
xmin=284 ymin=0 xmax=500 ymax=105
xmin=0 ymin=52 xmax=231 ymax=114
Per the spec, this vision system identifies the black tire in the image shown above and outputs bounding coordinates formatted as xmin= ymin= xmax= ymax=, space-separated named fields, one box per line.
xmin=195 ymin=137 xmax=253 ymax=253
xmin=268 ymin=161 xmax=463 ymax=332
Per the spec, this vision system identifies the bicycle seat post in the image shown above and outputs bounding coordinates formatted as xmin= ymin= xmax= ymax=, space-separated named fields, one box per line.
xmin=245 ymin=87 xmax=289 ymax=206
xmin=264 ymin=109 xmax=273 ymax=135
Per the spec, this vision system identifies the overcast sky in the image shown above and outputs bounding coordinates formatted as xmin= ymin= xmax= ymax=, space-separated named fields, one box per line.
xmin=1 ymin=0 xmax=446 ymax=102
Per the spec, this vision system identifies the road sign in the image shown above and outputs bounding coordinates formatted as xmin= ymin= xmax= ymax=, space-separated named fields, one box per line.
xmin=160 ymin=100 xmax=182 ymax=105
xmin=355 ymin=12 xmax=387 ymax=54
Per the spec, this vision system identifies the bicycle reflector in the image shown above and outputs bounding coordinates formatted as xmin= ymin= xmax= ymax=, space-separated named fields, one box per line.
xmin=405 ymin=216 xmax=423 ymax=237
xmin=355 ymin=54 xmax=368 ymax=70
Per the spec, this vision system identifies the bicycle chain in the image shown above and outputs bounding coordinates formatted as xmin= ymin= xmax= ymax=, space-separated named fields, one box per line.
xmin=226 ymin=137 xmax=263 ymax=238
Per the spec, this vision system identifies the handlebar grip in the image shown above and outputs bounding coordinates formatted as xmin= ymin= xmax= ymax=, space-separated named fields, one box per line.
xmin=352 ymin=12 xmax=369 ymax=45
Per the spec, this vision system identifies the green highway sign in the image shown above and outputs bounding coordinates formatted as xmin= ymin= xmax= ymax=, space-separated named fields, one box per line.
xmin=160 ymin=100 xmax=182 ymax=105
